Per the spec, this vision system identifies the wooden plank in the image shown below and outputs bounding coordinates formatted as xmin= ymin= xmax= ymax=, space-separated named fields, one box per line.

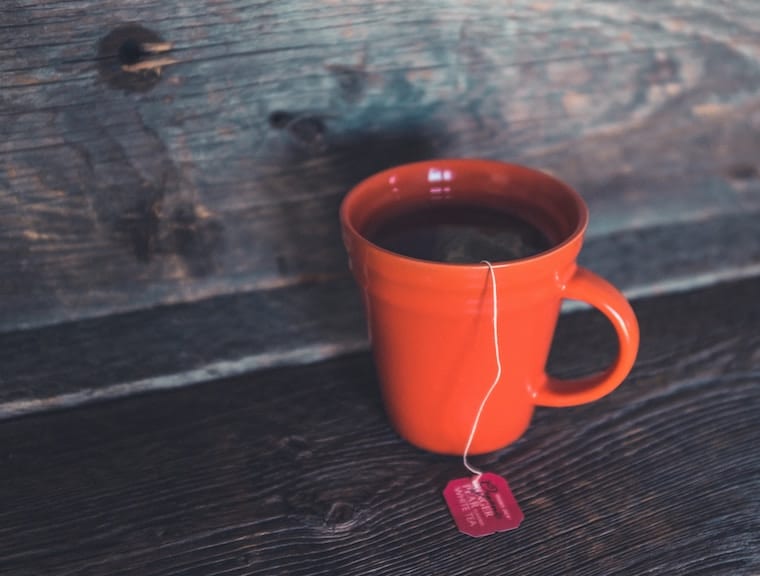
xmin=2 ymin=0 xmax=760 ymax=334
xmin=1 ymin=212 xmax=759 ymax=419
xmin=0 ymin=277 xmax=758 ymax=575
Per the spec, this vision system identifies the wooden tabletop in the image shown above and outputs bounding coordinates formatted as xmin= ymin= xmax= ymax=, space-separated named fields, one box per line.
xmin=1 ymin=277 xmax=758 ymax=575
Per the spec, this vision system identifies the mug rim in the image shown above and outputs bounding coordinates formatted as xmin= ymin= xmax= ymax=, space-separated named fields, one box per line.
xmin=340 ymin=158 xmax=589 ymax=270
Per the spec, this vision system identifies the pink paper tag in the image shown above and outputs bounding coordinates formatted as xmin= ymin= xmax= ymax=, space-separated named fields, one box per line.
xmin=443 ymin=472 xmax=523 ymax=537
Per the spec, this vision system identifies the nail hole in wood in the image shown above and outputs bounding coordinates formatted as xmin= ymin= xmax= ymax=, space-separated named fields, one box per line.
xmin=268 ymin=111 xmax=293 ymax=129
xmin=118 ymin=38 xmax=144 ymax=66
xmin=98 ymin=24 xmax=165 ymax=92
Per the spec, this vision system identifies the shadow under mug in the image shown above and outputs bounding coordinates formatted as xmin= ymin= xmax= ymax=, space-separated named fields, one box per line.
xmin=340 ymin=159 xmax=640 ymax=455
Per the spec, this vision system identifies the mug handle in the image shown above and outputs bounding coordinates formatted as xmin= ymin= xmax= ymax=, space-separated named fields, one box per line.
xmin=534 ymin=267 xmax=640 ymax=407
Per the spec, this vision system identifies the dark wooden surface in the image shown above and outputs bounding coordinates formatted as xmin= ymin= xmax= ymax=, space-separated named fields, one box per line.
xmin=1 ymin=277 xmax=758 ymax=575
xmin=2 ymin=0 xmax=760 ymax=336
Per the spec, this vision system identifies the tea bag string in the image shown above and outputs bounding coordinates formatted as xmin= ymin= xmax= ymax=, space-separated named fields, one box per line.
xmin=462 ymin=260 xmax=503 ymax=479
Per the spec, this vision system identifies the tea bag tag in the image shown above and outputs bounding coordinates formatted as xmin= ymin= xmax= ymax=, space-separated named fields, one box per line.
xmin=444 ymin=473 xmax=523 ymax=537
xmin=444 ymin=262 xmax=523 ymax=537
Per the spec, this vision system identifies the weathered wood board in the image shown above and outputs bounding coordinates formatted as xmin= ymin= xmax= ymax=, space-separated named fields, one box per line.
xmin=1 ymin=212 xmax=759 ymax=419
xmin=2 ymin=0 xmax=760 ymax=334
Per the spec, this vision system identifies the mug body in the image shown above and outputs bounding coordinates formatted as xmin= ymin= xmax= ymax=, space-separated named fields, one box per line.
xmin=341 ymin=159 xmax=589 ymax=454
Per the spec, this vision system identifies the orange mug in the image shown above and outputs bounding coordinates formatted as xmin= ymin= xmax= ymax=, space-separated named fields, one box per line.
xmin=340 ymin=159 xmax=639 ymax=455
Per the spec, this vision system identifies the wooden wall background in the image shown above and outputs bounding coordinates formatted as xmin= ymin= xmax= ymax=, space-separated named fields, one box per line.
xmin=1 ymin=0 xmax=759 ymax=415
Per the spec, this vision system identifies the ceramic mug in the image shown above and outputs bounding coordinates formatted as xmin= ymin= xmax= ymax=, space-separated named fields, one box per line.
xmin=340 ymin=159 xmax=639 ymax=455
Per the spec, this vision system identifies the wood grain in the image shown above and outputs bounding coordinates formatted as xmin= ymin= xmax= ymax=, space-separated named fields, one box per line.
xmin=2 ymin=0 xmax=760 ymax=335
xmin=1 ymin=212 xmax=759 ymax=419
xmin=0 ymin=278 xmax=758 ymax=575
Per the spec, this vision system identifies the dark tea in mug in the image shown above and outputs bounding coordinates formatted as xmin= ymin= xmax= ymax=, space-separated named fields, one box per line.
xmin=365 ymin=202 xmax=554 ymax=264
